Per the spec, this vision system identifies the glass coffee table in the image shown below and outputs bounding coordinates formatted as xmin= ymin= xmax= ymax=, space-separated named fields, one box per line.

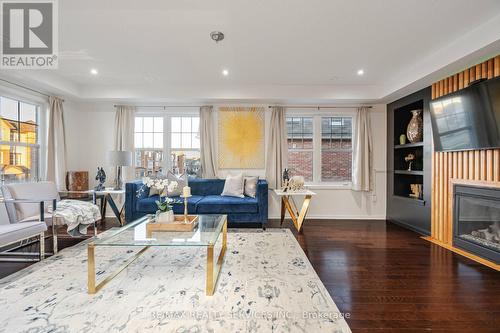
xmin=87 ymin=214 xmax=227 ymax=296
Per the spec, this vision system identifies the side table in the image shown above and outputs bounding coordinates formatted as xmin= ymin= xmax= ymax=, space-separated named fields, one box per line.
xmin=273 ymin=189 xmax=316 ymax=232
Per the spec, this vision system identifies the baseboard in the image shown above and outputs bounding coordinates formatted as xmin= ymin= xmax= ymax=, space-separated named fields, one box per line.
xmin=268 ymin=214 xmax=386 ymax=220
xmin=422 ymin=236 xmax=500 ymax=271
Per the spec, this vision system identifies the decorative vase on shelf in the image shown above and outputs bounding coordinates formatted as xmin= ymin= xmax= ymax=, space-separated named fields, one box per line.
xmin=406 ymin=110 xmax=423 ymax=143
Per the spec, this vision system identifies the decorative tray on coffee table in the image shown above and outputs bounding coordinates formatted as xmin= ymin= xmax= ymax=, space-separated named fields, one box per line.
xmin=146 ymin=215 xmax=199 ymax=235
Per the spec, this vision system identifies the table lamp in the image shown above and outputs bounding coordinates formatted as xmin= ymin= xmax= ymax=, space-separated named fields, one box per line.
xmin=107 ymin=150 xmax=132 ymax=190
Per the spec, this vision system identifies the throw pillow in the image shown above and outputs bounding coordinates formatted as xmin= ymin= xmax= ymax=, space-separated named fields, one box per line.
xmin=244 ymin=176 xmax=259 ymax=198
xmin=221 ymin=173 xmax=245 ymax=198
xmin=166 ymin=171 xmax=187 ymax=197
xmin=148 ymin=187 xmax=161 ymax=197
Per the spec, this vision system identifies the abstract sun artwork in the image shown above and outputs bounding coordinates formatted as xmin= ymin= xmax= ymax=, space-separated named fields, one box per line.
xmin=218 ymin=106 xmax=265 ymax=169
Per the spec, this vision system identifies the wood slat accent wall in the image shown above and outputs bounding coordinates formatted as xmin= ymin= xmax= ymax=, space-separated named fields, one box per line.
xmin=430 ymin=55 xmax=500 ymax=248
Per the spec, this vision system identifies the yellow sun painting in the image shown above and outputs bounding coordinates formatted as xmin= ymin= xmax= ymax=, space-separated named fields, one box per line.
xmin=218 ymin=107 xmax=265 ymax=169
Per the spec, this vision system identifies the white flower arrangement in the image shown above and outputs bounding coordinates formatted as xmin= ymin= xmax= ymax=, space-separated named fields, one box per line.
xmin=136 ymin=177 xmax=178 ymax=198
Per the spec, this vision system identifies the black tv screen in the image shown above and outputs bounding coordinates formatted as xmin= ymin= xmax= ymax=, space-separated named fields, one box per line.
xmin=429 ymin=76 xmax=500 ymax=152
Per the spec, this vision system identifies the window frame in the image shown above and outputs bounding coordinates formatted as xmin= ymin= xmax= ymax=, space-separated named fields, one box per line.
xmin=0 ymin=94 xmax=43 ymax=184
xmin=134 ymin=109 xmax=200 ymax=177
xmin=286 ymin=109 xmax=356 ymax=188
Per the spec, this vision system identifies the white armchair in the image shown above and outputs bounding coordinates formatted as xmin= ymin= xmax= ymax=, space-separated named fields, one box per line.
xmin=1 ymin=181 xmax=99 ymax=256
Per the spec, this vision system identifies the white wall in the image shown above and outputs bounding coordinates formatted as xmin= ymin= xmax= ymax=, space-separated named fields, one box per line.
xmin=64 ymin=102 xmax=387 ymax=220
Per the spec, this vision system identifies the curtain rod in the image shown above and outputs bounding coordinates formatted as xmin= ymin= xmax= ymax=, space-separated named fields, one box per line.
xmin=114 ymin=105 xmax=203 ymax=108
xmin=268 ymin=105 xmax=372 ymax=109
xmin=0 ymin=78 xmax=63 ymax=101
xmin=113 ymin=104 xmax=373 ymax=109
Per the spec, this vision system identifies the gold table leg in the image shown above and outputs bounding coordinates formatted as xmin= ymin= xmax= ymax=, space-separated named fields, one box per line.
xmin=87 ymin=243 xmax=149 ymax=294
xmin=296 ymin=195 xmax=312 ymax=232
xmin=281 ymin=195 xmax=312 ymax=232
xmin=280 ymin=197 xmax=286 ymax=226
xmin=206 ymin=218 xmax=227 ymax=296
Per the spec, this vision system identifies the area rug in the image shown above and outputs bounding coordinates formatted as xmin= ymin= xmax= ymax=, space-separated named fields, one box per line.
xmin=0 ymin=229 xmax=351 ymax=333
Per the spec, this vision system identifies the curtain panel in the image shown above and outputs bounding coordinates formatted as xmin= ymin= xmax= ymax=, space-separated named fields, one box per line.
xmin=199 ymin=105 xmax=217 ymax=178
xmin=352 ymin=106 xmax=373 ymax=192
xmin=114 ymin=105 xmax=136 ymax=181
xmin=266 ymin=106 xmax=288 ymax=189
xmin=46 ymin=96 xmax=67 ymax=190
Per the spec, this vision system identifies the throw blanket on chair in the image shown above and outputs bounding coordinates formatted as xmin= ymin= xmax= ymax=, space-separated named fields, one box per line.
xmin=50 ymin=200 xmax=101 ymax=237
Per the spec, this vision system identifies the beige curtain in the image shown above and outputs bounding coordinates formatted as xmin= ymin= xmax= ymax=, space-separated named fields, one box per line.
xmin=352 ymin=107 xmax=373 ymax=192
xmin=46 ymin=97 xmax=67 ymax=190
xmin=266 ymin=106 xmax=288 ymax=189
xmin=114 ymin=105 xmax=136 ymax=181
xmin=200 ymin=105 xmax=217 ymax=178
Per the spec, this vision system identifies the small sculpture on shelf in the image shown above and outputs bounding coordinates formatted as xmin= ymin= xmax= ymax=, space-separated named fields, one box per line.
xmin=404 ymin=153 xmax=415 ymax=171
xmin=94 ymin=167 xmax=106 ymax=191
xmin=409 ymin=184 xmax=423 ymax=200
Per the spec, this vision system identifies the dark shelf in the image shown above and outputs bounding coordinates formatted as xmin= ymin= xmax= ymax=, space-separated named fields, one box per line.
xmin=394 ymin=170 xmax=424 ymax=176
xmin=387 ymin=87 xmax=431 ymax=236
xmin=394 ymin=142 xmax=424 ymax=149
xmin=393 ymin=195 xmax=426 ymax=206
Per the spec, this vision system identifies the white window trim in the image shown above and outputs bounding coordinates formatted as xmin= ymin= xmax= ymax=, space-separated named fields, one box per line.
xmin=135 ymin=109 xmax=200 ymax=174
xmin=286 ymin=109 xmax=356 ymax=188
xmin=0 ymin=91 xmax=45 ymax=184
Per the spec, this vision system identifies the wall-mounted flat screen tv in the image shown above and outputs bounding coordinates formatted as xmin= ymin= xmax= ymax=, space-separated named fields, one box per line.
xmin=429 ymin=76 xmax=500 ymax=152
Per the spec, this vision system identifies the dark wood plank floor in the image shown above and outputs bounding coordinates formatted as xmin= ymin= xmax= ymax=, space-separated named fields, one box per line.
xmin=1 ymin=219 xmax=499 ymax=332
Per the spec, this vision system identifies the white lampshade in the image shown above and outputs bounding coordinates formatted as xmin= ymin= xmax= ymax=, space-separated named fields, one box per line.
xmin=107 ymin=150 xmax=132 ymax=166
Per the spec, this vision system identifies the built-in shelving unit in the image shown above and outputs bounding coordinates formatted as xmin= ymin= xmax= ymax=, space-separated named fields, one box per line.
xmin=387 ymin=87 xmax=432 ymax=235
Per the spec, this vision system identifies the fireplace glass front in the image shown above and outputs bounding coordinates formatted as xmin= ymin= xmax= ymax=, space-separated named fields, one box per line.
xmin=453 ymin=185 xmax=500 ymax=264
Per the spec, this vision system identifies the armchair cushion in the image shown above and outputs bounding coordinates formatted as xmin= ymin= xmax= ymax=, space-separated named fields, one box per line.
xmin=19 ymin=214 xmax=54 ymax=226
xmin=0 ymin=222 xmax=47 ymax=247
xmin=1 ymin=182 xmax=59 ymax=223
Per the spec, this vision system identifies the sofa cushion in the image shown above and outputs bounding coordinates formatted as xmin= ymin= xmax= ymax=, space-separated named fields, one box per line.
xmin=196 ymin=195 xmax=258 ymax=214
xmin=136 ymin=195 xmax=203 ymax=214
xmin=189 ymin=179 xmax=225 ymax=196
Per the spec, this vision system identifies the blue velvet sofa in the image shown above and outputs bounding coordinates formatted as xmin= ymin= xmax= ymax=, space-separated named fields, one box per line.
xmin=125 ymin=178 xmax=268 ymax=227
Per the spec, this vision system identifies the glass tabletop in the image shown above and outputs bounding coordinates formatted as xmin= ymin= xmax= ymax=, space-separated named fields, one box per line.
xmin=92 ymin=214 xmax=227 ymax=247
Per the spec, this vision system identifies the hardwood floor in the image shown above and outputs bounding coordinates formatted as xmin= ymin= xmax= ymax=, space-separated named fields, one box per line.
xmin=1 ymin=219 xmax=499 ymax=332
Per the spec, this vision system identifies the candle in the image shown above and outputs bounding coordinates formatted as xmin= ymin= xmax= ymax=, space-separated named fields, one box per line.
xmin=183 ymin=186 xmax=191 ymax=197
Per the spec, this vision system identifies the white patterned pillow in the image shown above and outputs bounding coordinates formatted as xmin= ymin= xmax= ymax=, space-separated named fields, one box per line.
xmin=244 ymin=176 xmax=259 ymax=198
xmin=166 ymin=171 xmax=187 ymax=197
xmin=221 ymin=173 xmax=245 ymax=198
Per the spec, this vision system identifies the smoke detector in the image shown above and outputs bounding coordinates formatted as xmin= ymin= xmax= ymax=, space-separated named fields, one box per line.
xmin=210 ymin=31 xmax=225 ymax=43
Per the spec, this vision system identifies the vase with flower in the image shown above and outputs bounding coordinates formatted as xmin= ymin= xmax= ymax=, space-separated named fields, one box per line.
xmin=136 ymin=177 xmax=180 ymax=223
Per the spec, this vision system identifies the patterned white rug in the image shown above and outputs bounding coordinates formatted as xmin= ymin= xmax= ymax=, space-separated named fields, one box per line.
xmin=0 ymin=229 xmax=351 ymax=333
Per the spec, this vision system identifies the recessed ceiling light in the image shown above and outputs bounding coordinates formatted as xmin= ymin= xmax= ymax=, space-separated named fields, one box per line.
xmin=357 ymin=69 xmax=364 ymax=76
xmin=90 ymin=68 xmax=98 ymax=75
xmin=222 ymin=69 xmax=229 ymax=76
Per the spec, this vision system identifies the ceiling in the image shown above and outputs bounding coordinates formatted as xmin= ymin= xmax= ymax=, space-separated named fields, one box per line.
xmin=3 ymin=0 xmax=500 ymax=103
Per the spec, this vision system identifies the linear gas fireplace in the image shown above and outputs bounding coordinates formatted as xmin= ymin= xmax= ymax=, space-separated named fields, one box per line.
xmin=453 ymin=184 xmax=500 ymax=264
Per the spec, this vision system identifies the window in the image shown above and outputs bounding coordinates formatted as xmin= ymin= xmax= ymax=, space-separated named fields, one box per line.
xmin=134 ymin=114 xmax=200 ymax=178
xmin=134 ymin=116 xmax=163 ymax=178
xmin=0 ymin=96 xmax=40 ymax=184
xmin=286 ymin=113 xmax=354 ymax=184
xmin=321 ymin=117 xmax=352 ymax=182
xmin=286 ymin=117 xmax=313 ymax=181
xmin=170 ymin=116 xmax=200 ymax=177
